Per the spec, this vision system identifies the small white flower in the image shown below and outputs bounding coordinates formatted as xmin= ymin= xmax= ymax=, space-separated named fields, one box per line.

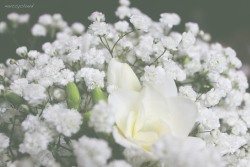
xmin=0 ymin=22 xmax=7 ymax=33
xmin=225 ymin=47 xmax=242 ymax=68
xmin=10 ymin=78 xmax=29 ymax=96
xmin=71 ymin=22 xmax=85 ymax=34
xmin=38 ymin=14 xmax=53 ymax=26
xmin=185 ymin=22 xmax=199 ymax=36
xmin=152 ymin=136 xmax=224 ymax=167
xmin=76 ymin=68 xmax=105 ymax=90
xmin=161 ymin=33 xmax=182 ymax=50
xmin=89 ymin=101 xmax=115 ymax=134
xmin=119 ymin=0 xmax=130 ymax=6
xmin=18 ymin=14 xmax=30 ymax=24
xmin=180 ymin=31 xmax=196 ymax=49
xmin=130 ymin=14 xmax=151 ymax=32
xmin=23 ymin=84 xmax=47 ymax=106
xmin=43 ymin=104 xmax=83 ymax=137
xmin=114 ymin=21 xmax=130 ymax=32
xmin=32 ymin=24 xmax=47 ymax=37
xmin=106 ymin=160 xmax=131 ymax=167
xmin=83 ymin=48 xmax=105 ymax=66
xmin=73 ymin=136 xmax=111 ymax=167
xmin=88 ymin=12 xmax=105 ymax=22
xmin=179 ymin=85 xmax=197 ymax=101
xmin=0 ymin=133 xmax=9 ymax=153
xmin=7 ymin=13 xmax=19 ymax=22
xmin=115 ymin=6 xmax=131 ymax=19
xmin=159 ymin=13 xmax=181 ymax=28
xmin=27 ymin=50 xmax=39 ymax=59
xmin=16 ymin=46 xmax=28 ymax=57
xmin=89 ymin=22 xmax=109 ymax=36
xmin=206 ymin=52 xmax=227 ymax=73
xmin=203 ymin=88 xmax=223 ymax=107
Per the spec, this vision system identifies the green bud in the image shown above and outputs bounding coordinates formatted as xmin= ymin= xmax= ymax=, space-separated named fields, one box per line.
xmin=4 ymin=92 xmax=25 ymax=107
xmin=183 ymin=56 xmax=190 ymax=65
xmin=91 ymin=87 xmax=107 ymax=104
xmin=83 ymin=111 xmax=92 ymax=122
xmin=66 ymin=82 xmax=81 ymax=111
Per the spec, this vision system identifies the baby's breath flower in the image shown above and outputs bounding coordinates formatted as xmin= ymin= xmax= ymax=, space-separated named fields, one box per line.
xmin=31 ymin=24 xmax=47 ymax=37
xmin=159 ymin=13 xmax=181 ymax=28
xmin=130 ymin=14 xmax=151 ymax=32
xmin=73 ymin=136 xmax=111 ymax=167
xmin=88 ymin=12 xmax=105 ymax=22
xmin=16 ymin=46 xmax=28 ymax=57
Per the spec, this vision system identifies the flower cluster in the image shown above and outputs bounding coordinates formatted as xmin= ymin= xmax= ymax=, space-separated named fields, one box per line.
xmin=0 ymin=0 xmax=249 ymax=166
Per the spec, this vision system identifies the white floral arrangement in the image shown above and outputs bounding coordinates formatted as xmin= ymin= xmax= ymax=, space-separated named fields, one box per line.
xmin=0 ymin=0 xmax=250 ymax=167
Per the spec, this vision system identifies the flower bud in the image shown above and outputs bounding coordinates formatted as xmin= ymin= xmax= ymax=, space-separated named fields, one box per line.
xmin=91 ymin=87 xmax=107 ymax=104
xmin=66 ymin=82 xmax=81 ymax=111
xmin=19 ymin=104 xmax=30 ymax=113
xmin=52 ymin=87 xmax=66 ymax=102
xmin=16 ymin=46 xmax=28 ymax=58
xmin=6 ymin=59 xmax=16 ymax=66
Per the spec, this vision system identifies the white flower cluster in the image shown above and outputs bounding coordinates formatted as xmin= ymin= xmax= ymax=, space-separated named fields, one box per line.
xmin=0 ymin=0 xmax=249 ymax=166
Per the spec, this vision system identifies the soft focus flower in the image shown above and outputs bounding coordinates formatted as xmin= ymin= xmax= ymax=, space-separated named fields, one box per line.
xmin=108 ymin=59 xmax=198 ymax=150
xmin=73 ymin=136 xmax=111 ymax=167
xmin=31 ymin=24 xmax=47 ymax=37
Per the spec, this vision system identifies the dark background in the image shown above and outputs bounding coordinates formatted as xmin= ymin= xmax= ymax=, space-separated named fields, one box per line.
xmin=0 ymin=0 xmax=250 ymax=66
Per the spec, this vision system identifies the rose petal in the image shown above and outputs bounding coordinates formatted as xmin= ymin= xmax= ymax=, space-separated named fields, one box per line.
xmin=107 ymin=58 xmax=141 ymax=91
xmin=166 ymin=96 xmax=198 ymax=137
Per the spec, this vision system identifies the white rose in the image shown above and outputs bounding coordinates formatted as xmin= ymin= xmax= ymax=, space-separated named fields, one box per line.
xmin=108 ymin=59 xmax=198 ymax=150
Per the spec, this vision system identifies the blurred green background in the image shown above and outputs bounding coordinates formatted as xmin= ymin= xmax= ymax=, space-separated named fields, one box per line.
xmin=0 ymin=0 xmax=250 ymax=66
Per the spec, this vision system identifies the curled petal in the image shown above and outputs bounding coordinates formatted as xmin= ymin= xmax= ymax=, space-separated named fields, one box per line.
xmin=108 ymin=58 xmax=141 ymax=91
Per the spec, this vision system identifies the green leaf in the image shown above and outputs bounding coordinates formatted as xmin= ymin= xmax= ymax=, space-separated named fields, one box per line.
xmin=4 ymin=92 xmax=25 ymax=107
xmin=66 ymin=82 xmax=81 ymax=111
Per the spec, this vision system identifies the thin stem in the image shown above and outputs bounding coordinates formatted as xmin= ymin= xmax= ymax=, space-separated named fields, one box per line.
xmin=110 ymin=30 xmax=134 ymax=54
xmin=99 ymin=36 xmax=113 ymax=57
xmin=9 ymin=116 xmax=16 ymax=160
xmin=149 ymin=48 xmax=167 ymax=66
xmin=59 ymin=145 xmax=73 ymax=153
xmin=103 ymin=36 xmax=111 ymax=51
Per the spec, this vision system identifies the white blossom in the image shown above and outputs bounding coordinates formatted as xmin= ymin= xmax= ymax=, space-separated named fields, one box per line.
xmin=88 ymin=12 xmax=105 ymax=22
xmin=32 ymin=24 xmax=47 ymax=37
xmin=106 ymin=160 xmax=131 ymax=167
xmin=83 ymin=48 xmax=105 ymax=66
xmin=76 ymin=68 xmax=105 ymax=90
xmin=73 ymin=136 xmax=111 ymax=167
xmin=71 ymin=22 xmax=85 ymax=34
xmin=114 ymin=21 xmax=130 ymax=32
xmin=0 ymin=133 xmax=9 ymax=153
xmin=43 ymin=104 xmax=82 ymax=137
xmin=16 ymin=46 xmax=28 ymax=57
xmin=159 ymin=13 xmax=181 ymax=28
xmin=130 ymin=14 xmax=151 ymax=32
xmin=89 ymin=101 xmax=115 ymax=134
xmin=23 ymin=84 xmax=47 ymax=106
xmin=0 ymin=22 xmax=7 ymax=33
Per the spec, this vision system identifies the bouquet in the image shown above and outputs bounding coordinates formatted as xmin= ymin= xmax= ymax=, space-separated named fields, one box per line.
xmin=0 ymin=0 xmax=249 ymax=166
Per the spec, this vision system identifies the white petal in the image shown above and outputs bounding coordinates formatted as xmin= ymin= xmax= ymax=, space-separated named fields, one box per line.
xmin=146 ymin=73 xmax=178 ymax=97
xmin=109 ymin=89 xmax=140 ymax=137
xmin=107 ymin=58 xmax=141 ymax=91
xmin=135 ymin=87 xmax=172 ymax=136
xmin=113 ymin=126 xmax=137 ymax=148
xmin=166 ymin=96 xmax=198 ymax=137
